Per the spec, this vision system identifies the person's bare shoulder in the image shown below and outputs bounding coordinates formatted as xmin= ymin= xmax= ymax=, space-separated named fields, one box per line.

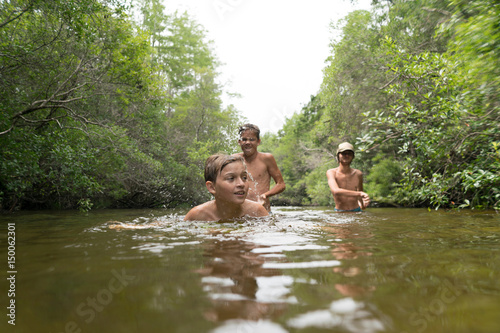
xmin=259 ymin=152 xmax=275 ymax=161
xmin=259 ymin=152 xmax=280 ymax=169
xmin=353 ymin=168 xmax=364 ymax=177
xmin=326 ymin=167 xmax=339 ymax=177
xmin=243 ymin=199 xmax=269 ymax=217
xmin=184 ymin=201 xmax=216 ymax=221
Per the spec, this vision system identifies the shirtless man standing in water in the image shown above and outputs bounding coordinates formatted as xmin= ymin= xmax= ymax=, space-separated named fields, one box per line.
xmin=235 ymin=124 xmax=286 ymax=212
xmin=326 ymin=142 xmax=370 ymax=212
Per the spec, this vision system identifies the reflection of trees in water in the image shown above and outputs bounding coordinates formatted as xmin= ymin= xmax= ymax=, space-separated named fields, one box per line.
xmin=196 ymin=238 xmax=288 ymax=322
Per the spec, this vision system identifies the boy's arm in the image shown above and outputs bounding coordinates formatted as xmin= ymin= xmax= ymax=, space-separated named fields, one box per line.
xmin=327 ymin=168 xmax=339 ymax=193
xmin=356 ymin=172 xmax=370 ymax=209
xmin=327 ymin=169 xmax=369 ymax=199
xmin=327 ymin=169 xmax=356 ymax=196
xmin=261 ymin=154 xmax=286 ymax=199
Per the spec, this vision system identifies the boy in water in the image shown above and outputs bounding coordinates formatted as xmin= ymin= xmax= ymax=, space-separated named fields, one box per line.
xmin=235 ymin=124 xmax=286 ymax=212
xmin=326 ymin=142 xmax=370 ymax=212
xmin=184 ymin=154 xmax=269 ymax=221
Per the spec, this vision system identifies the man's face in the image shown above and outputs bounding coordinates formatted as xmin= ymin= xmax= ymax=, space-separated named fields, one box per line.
xmin=238 ymin=130 xmax=260 ymax=156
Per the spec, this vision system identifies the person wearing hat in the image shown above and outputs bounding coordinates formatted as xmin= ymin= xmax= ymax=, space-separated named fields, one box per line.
xmin=326 ymin=142 xmax=370 ymax=212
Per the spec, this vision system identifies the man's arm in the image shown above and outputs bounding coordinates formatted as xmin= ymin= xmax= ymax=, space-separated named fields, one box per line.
xmin=262 ymin=154 xmax=286 ymax=199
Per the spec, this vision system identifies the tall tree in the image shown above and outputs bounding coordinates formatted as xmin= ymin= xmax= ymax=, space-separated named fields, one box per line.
xmin=0 ymin=0 xmax=159 ymax=210
xmin=0 ymin=0 xmax=151 ymax=135
xmin=134 ymin=0 xmax=242 ymax=206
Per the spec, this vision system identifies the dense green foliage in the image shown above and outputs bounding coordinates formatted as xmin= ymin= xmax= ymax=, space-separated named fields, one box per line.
xmin=264 ymin=0 xmax=498 ymax=209
xmin=0 ymin=0 xmax=241 ymax=211
xmin=1 ymin=0 xmax=497 ymax=211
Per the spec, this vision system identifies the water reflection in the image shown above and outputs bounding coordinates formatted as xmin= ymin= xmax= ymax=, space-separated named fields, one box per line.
xmin=5 ymin=208 xmax=496 ymax=333
xmin=287 ymin=297 xmax=386 ymax=332
xmin=282 ymin=219 xmax=386 ymax=332
xmin=324 ymin=221 xmax=376 ymax=298
xmin=193 ymin=214 xmax=386 ymax=332
xmin=196 ymin=238 xmax=289 ymax=322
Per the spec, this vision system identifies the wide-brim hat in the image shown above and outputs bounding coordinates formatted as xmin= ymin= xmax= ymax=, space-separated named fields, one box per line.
xmin=336 ymin=142 xmax=354 ymax=155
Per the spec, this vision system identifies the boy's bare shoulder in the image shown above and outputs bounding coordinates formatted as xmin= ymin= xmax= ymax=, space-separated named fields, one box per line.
xmin=259 ymin=152 xmax=274 ymax=159
xmin=258 ymin=152 xmax=279 ymax=166
xmin=353 ymin=168 xmax=364 ymax=176
xmin=184 ymin=201 xmax=216 ymax=221
xmin=243 ymin=199 xmax=269 ymax=217
xmin=326 ymin=167 xmax=339 ymax=175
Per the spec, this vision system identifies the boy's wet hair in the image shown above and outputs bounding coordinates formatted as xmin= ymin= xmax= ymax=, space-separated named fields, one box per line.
xmin=238 ymin=123 xmax=260 ymax=140
xmin=205 ymin=154 xmax=245 ymax=183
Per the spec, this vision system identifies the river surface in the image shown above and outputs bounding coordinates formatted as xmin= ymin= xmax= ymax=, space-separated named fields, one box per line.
xmin=1 ymin=207 xmax=499 ymax=333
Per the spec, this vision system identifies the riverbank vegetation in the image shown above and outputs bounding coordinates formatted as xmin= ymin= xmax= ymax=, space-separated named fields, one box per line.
xmin=263 ymin=0 xmax=499 ymax=210
xmin=1 ymin=0 xmax=498 ymax=211
xmin=1 ymin=0 xmax=242 ymax=211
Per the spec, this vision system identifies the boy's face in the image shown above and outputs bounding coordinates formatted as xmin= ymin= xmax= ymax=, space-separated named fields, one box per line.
xmin=337 ymin=150 xmax=354 ymax=164
xmin=207 ymin=161 xmax=249 ymax=204
xmin=238 ymin=130 xmax=260 ymax=156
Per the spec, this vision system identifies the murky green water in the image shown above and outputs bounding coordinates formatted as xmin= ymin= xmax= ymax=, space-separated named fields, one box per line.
xmin=1 ymin=207 xmax=499 ymax=333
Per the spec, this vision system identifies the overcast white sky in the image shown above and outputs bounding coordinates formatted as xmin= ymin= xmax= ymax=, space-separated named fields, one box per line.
xmin=163 ymin=0 xmax=372 ymax=134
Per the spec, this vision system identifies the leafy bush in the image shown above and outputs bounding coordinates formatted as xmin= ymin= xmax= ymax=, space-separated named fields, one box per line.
xmin=365 ymin=154 xmax=402 ymax=205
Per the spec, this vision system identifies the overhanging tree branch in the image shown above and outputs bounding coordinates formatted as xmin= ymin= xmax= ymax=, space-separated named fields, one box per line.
xmin=0 ymin=5 xmax=31 ymax=29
